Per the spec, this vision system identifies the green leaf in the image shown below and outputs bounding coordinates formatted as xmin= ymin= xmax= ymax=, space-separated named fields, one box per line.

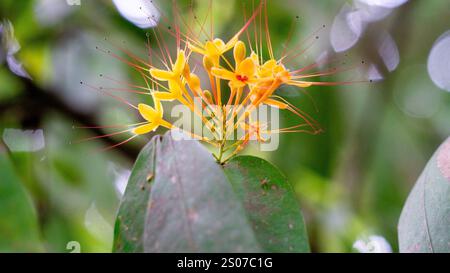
xmin=143 ymin=133 xmax=261 ymax=252
xmin=224 ymin=156 xmax=310 ymax=252
xmin=113 ymin=136 xmax=160 ymax=252
xmin=0 ymin=149 xmax=42 ymax=252
xmin=113 ymin=133 xmax=309 ymax=253
xmin=398 ymin=137 xmax=450 ymax=253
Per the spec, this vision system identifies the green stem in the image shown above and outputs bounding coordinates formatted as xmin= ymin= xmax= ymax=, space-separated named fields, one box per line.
xmin=216 ymin=106 xmax=228 ymax=164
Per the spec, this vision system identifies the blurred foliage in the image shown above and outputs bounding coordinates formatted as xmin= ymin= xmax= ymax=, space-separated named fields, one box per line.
xmin=0 ymin=0 xmax=449 ymax=252
xmin=0 ymin=150 xmax=42 ymax=252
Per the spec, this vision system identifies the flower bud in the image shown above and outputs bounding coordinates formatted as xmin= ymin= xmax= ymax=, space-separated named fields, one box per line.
xmin=203 ymin=56 xmax=214 ymax=72
xmin=233 ymin=41 xmax=246 ymax=65
xmin=188 ymin=73 xmax=201 ymax=92
xmin=203 ymin=90 xmax=214 ymax=104
xmin=250 ymin=51 xmax=260 ymax=66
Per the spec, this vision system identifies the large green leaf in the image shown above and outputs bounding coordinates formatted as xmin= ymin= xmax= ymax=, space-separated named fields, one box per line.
xmin=113 ymin=132 xmax=310 ymax=253
xmin=224 ymin=156 xmax=310 ymax=252
xmin=398 ymin=137 xmax=450 ymax=253
xmin=113 ymin=135 xmax=160 ymax=252
xmin=143 ymin=133 xmax=261 ymax=252
xmin=0 ymin=149 xmax=42 ymax=252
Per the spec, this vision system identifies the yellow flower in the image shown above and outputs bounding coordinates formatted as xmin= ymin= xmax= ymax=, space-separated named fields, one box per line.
xmin=150 ymin=50 xmax=188 ymax=102
xmin=210 ymin=40 xmax=256 ymax=89
xmin=150 ymin=50 xmax=186 ymax=81
xmin=211 ymin=57 xmax=257 ymax=88
xmin=189 ymin=37 xmax=238 ymax=66
xmin=153 ymin=80 xmax=185 ymax=101
xmin=247 ymin=59 xmax=304 ymax=109
xmin=132 ymin=98 xmax=172 ymax=135
xmin=258 ymin=60 xmax=290 ymax=82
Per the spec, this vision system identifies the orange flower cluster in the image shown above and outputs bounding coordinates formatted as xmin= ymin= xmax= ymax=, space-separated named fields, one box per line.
xmin=89 ymin=1 xmax=358 ymax=163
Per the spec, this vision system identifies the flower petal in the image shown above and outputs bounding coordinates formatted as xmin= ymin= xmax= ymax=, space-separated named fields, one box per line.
xmin=138 ymin=103 xmax=159 ymax=121
xmin=172 ymin=50 xmax=186 ymax=75
xmin=238 ymin=58 xmax=256 ymax=77
xmin=230 ymin=80 xmax=246 ymax=89
xmin=150 ymin=69 xmax=174 ymax=81
xmin=133 ymin=123 xmax=158 ymax=135
xmin=153 ymin=91 xmax=177 ymax=101
xmin=168 ymin=80 xmax=183 ymax=97
xmin=205 ymin=41 xmax=221 ymax=57
xmin=213 ymin=38 xmax=226 ymax=49
xmin=262 ymin=59 xmax=277 ymax=70
xmin=211 ymin=67 xmax=235 ymax=80
xmin=187 ymin=73 xmax=201 ymax=92
xmin=188 ymin=43 xmax=206 ymax=55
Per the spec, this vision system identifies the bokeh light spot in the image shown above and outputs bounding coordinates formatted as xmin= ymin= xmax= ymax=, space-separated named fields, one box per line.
xmin=427 ymin=31 xmax=450 ymax=92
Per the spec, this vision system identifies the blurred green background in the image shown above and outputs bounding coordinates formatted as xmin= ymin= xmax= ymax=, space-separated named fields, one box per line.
xmin=1 ymin=0 xmax=449 ymax=253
